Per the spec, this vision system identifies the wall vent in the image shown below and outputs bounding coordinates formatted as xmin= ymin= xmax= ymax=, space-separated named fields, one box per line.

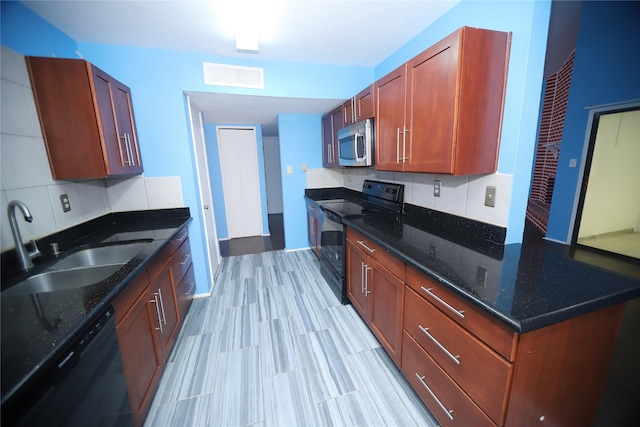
xmin=203 ymin=62 xmax=264 ymax=89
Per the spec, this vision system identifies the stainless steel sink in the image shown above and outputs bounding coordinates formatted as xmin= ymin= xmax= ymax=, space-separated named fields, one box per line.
xmin=48 ymin=242 xmax=149 ymax=271
xmin=2 ymin=264 xmax=123 ymax=297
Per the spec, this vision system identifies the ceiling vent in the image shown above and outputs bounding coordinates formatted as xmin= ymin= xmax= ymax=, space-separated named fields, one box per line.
xmin=203 ymin=62 xmax=264 ymax=89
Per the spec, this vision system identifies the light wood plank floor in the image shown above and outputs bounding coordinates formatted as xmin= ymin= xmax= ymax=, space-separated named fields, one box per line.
xmin=144 ymin=250 xmax=438 ymax=427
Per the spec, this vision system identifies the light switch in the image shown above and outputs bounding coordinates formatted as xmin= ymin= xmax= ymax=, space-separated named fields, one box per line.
xmin=485 ymin=186 xmax=496 ymax=207
xmin=302 ymin=163 xmax=308 ymax=172
xmin=286 ymin=165 xmax=293 ymax=175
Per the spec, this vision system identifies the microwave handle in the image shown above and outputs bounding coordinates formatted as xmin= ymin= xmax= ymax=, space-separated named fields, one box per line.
xmin=354 ymin=132 xmax=365 ymax=162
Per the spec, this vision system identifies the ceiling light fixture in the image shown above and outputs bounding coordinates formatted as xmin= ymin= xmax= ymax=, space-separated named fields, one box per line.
xmin=215 ymin=0 xmax=283 ymax=54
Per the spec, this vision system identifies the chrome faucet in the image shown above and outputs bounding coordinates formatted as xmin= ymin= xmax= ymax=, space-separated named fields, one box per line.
xmin=8 ymin=200 xmax=41 ymax=271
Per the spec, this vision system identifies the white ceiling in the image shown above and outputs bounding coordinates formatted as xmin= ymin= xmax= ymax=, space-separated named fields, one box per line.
xmin=21 ymin=0 xmax=459 ymax=136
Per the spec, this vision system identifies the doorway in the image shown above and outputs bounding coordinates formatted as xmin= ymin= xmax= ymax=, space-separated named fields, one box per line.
xmin=572 ymin=103 xmax=640 ymax=260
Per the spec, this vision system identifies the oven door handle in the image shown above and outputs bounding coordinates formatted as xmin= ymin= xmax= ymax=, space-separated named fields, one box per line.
xmin=320 ymin=206 xmax=343 ymax=224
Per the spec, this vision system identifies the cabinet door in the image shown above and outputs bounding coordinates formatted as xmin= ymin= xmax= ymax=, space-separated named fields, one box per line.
xmin=346 ymin=239 xmax=370 ymax=319
xmin=368 ymin=256 xmax=404 ymax=367
xmin=151 ymin=264 xmax=180 ymax=362
xmin=306 ymin=203 xmax=320 ymax=258
xmin=91 ymin=66 xmax=130 ymax=176
xmin=354 ymin=84 xmax=374 ymax=122
xmin=116 ymin=284 xmax=163 ymax=427
xmin=322 ymin=113 xmax=334 ymax=167
xmin=374 ymin=64 xmax=406 ymax=171
xmin=111 ymin=79 xmax=143 ymax=174
xmin=405 ymin=34 xmax=459 ymax=173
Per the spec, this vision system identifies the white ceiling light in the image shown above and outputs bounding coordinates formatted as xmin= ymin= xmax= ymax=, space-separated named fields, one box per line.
xmin=215 ymin=0 xmax=283 ymax=54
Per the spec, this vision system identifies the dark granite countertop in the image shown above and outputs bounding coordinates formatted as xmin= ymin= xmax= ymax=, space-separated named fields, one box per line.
xmin=344 ymin=212 xmax=640 ymax=333
xmin=305 ymin=187 xmax=640 ymax=333
xmin=1 ymin=208 xmax=191 ymax=407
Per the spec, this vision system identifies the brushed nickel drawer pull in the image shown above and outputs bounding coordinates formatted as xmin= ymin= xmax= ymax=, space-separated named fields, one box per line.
xmin=361 ymin=262 xmax=366 ymax=294
xmin=180 ymin=253 xmax=191 ymax=265
xmin=177 ymin=232 xmax=188 ymax=242
xmin=364 ymin=265 xmax=371 ymax=296
xmin=421 ymin=286 xmax=465 ymax=319
xmin=419 ymin=325 xmax=461 ymax=365
xmin=357 ymin=240 xmax=376 ymax=253
xmin=150 ymin=293 xmax=164 ymax=333
xmin=415 ymin=373 xmax=454 ymax=421
xmin=186 ymin=282 xmax=195 ymax=295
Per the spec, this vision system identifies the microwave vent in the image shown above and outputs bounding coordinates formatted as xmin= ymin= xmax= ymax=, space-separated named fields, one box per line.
xmin=203 ymin=62 xmax=264 ymax=89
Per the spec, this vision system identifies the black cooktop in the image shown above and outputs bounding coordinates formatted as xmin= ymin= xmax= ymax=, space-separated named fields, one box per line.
xmin=318 ymin=180 xmax=404 ymax=218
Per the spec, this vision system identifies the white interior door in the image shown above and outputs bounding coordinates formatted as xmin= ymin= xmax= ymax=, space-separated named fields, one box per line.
xmin=218 ymin=127 xmax=263 ymax=238
xmin=187 ymin=98 xmax=219 ymax=289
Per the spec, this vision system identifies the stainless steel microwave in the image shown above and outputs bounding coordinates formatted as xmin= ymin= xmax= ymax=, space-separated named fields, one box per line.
xmin=337 ymin=118 xmax=374 ymax=167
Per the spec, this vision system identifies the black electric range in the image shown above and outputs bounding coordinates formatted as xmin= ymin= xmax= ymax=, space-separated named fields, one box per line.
xmin=316 ymin=180 xmax=404 ymax=303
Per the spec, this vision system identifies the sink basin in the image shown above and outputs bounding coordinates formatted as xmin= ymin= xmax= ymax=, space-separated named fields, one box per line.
xmin=2 ymin=264 xmax=123 ymax=297
xmin=48 ymin=241 xmax=150 ymax=271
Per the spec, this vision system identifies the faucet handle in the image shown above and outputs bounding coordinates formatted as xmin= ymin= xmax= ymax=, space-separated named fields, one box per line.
xmin=27 ymin=240 xmax=41 ymax=260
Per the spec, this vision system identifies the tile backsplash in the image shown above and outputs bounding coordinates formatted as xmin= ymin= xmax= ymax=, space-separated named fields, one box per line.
xmin=306 ymin=166 xmax=512 ymax=227
xmin=0 ymin=46 xmax=184 ymax=251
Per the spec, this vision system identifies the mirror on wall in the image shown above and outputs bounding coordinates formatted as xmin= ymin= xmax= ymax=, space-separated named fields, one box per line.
xmin=572 ymin=106 xmax=640 ymax=260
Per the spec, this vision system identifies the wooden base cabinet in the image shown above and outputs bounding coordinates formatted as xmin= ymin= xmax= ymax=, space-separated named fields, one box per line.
xmin=346 ymin=228 xmax=404 ymax=366
xmin=113 ymin=228 xmax=195 ymax=427
xmin=27 ymin=57 xmax=143 ymax=179
xmin=403 ymin=265 xmax=625 ymax=427
xmin=306 ymin=200 xmax=322 ymax=259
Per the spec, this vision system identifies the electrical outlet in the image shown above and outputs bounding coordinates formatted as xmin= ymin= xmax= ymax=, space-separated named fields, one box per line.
xmin=302 ymin=163 xmax=308 ymax=172
xmin=60 ymin=194 xmax=71 ymax=212
xmin=434 ymin=180 xmax=441 ymax=197
xmin=485 ymin=186 xmax=496 ymax=207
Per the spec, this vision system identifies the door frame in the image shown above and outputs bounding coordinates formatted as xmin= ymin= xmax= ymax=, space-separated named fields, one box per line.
xmin=186 ymin=96 xmax=220 ymax=293
xmin=567 ymin=99 xmax=640 ymax=244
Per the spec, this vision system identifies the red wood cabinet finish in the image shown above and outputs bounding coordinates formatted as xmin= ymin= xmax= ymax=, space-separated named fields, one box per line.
xmin=26 ymin=56 xmax=143 ymax=179
xmin=346 ymin=228 xmax=404 ymax=366
xmin=322 ymin=106 xmax=343 ymax=168
xmin=374 ymin=27 xmax=510 ymax=175
xmin=343 ymin=84 xmax=375 ymax=126
xmin=306 ymin=200 xmax=322 ymax=259
xmin=113 ymin=229 xmax=195 ymax=427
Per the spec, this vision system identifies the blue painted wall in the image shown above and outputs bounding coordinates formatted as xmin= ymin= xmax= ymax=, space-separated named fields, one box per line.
xmin=203 ymin=123 xmax=269 ymax=240
xmin=546 ymin=1 xmax=640 ymax=242
xmin=278 ymin=114 xmax=323 ymax=250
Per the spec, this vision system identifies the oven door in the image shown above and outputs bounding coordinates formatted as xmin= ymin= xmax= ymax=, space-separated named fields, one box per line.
xmin=319 ymin=208 xmax=348 ymax=304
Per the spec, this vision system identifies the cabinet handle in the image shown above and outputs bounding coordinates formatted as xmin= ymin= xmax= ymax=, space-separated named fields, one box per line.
xmin=180 ymin=253 xmax=191 ymax=266
xmin=157 ymin=288 xmax=167 ymax=326
xmin=415 ymin=373 xmax=454 ymax=421
xmin=150 ymin=293 xmax=164 ymax=333
xmin=356 ymin=240 xmax=376 ymax=254
xmin=364 ymin=265 xmax=371 ymax=296
xmin=418 ymin=325 xmax=461 ymax=365
xmin=396 ymin=128 xmax=402 ymax=163
xmin=186 ymin=282 xmax=195 ymax=296
xmin=352 ymin=97 xmax=357 ymax=123
xmin=120 ymin=133 xmax=134 ymax=166
xmin=421 ymin=286 xmax=465 ymax=319
xmin=361 ymin=262 xmax=366 ymax=294
xmin=402 ymin=126 xmax=409 ymax=162
xmin=177 ymin=231 xmax=188 ymax=243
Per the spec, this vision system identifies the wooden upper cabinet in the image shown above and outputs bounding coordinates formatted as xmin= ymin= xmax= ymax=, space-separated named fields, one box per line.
xmin=27 ymin=57 xmax=143 ymax=179
xmin=322 ymin=105 xmax=342 ymax=168
xmin=343 ymin=84 xmax=375 ymax=126
xmin=374 ymin=64 xmax=407 ymax=171
xmin=375 ymin=27 xmax=510 ymax=175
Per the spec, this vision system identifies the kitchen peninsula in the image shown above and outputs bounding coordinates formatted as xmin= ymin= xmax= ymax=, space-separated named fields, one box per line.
xmin=306 ymin=188 xmax=640 ymax=426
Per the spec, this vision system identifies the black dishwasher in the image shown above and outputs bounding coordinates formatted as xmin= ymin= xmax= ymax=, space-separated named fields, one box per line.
xmin=3 ymin=306 xmax=133 ymax=427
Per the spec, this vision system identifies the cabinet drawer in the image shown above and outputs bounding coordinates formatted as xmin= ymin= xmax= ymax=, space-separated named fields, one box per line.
xmin=176 ymin=263 xmax=196 ymax=321
xmin=169 ymin=228 xmax=189 ymax=253
xmin=406 ymin=265 xmax=516 ymax=361
xmin=113 ymin=270 xmax=148 ymax=324
xmin=346 ymin=228 xmax=405 ymax=279
xmin=147 ymin=244 xmax=172 ymax=282
xmin=402 ymin=331 xmax=495 ymax=427
xmin=404 ymin=286 xmax=511 ymax=425
xmin=170 ymin=238 xmax=192 ymax=286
